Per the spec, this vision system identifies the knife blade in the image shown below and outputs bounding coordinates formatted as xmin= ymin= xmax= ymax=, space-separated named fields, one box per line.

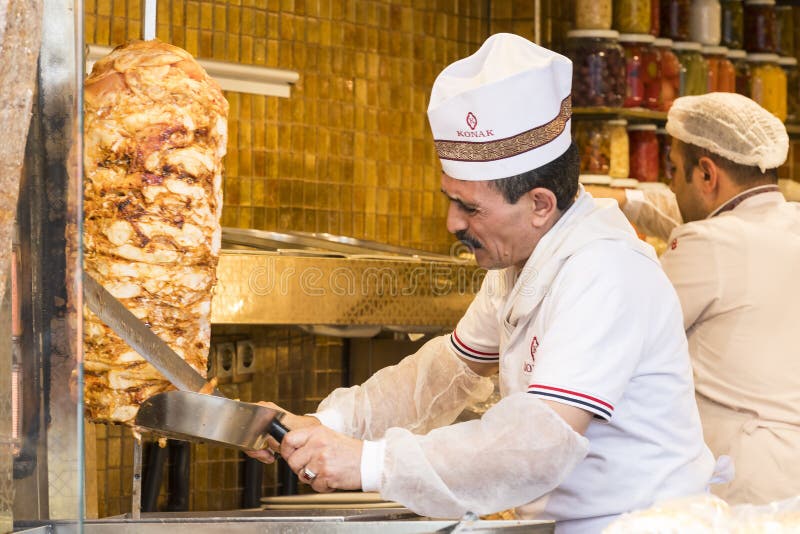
xmin=83 ymin=272 xmax=220 ymax=395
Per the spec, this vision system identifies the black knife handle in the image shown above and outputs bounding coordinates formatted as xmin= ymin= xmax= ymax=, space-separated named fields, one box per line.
xmin=268 ymin=412 xmax=290 ymax=442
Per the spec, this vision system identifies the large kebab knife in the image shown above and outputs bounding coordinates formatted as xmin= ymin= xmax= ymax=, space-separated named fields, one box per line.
xmin=83 ymin=273 xmax=288 ymax=448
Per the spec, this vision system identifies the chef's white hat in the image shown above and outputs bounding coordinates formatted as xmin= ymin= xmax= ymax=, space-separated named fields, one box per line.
xmin=666 ymin=92 xmax=788 ymax=173
xmin=427 ymin=33 xmax=573 ymax=181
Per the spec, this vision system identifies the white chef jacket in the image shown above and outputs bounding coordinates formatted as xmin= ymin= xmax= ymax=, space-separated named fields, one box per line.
xmin=325 ymin=190 xmax=714 ymax=533
xmin=449 ymin=195 xmax=714 ymax=531
xmin=656 ymin=186 xmax=800 ymax=505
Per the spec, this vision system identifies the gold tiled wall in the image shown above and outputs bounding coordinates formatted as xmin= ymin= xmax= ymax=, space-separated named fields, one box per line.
xmin=84 ymin=0 xmax=489 ymax=253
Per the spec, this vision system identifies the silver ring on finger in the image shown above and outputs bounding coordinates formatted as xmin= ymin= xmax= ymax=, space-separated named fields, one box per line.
xmin=301 ymin=467 xmax=317 ymax=481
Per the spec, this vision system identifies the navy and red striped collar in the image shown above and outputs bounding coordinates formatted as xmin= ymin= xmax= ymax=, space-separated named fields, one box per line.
xmin=708 ymin=184 xmax=781 ymax=218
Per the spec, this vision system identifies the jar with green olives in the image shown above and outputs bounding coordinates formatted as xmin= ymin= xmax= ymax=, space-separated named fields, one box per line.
xmin=721 ymin=0 xmax=744 ymax=49
xmin=673 ymin=41 xmax=709 ymax=96
xmin=614 ymin=0 xmax=652 ymax=34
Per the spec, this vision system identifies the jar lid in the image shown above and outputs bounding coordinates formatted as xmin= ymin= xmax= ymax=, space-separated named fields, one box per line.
xmin=567 ymin=29 xmax=620 ymax=40
xmin=701 ymin=45 xmax=729 ymax=56
xmin=672 ymin=41 xmax=702 ymax=51
xmin=747 ymin=53 xmax=780 ymax=63
xmin=727 ymin=49 xmax=747 ymax=59
xmin=618 ymin=33 xmax=656 ymax=44
xmin=744 ymin=0 xmax=776 ymax=5
xmin=579 ymin=174 xmax=613 ymax=185
xmin=607 ymin=119 xmax=628 ymax=126
xmin=653 ymin=38 xmax=674 ymax=48
xmin=628 ymin=123 xmax=657 ymax=132
xmin=637 ymin=181 xmax=671 ymax=192
xmin=610 ymin=178 xmax=640 ymax=188
xmin=778 ymin=56 xmax=798 ymax=67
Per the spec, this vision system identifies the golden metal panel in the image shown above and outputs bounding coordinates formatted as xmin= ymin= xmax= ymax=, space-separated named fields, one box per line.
xmin=211 ymin=252 xmax=484 ymax=328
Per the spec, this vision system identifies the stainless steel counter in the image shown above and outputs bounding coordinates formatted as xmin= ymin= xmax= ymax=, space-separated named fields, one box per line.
xmin=15 ymin=514 xmax=555 ymax=534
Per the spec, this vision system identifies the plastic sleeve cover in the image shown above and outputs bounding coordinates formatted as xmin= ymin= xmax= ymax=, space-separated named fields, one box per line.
xmin=378 ymin=392 xmax=590 ymax=518
xmin=623 ymin=187 xmax=683 ymax=241
xmin=315 ymin=335 xmax=495 ymax=440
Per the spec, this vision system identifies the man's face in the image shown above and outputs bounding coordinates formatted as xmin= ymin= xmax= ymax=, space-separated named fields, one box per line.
xmin=441 ymin=173 xmax=540 ymax=270
xmin=669 ymin=139 xmax=709 ymax=222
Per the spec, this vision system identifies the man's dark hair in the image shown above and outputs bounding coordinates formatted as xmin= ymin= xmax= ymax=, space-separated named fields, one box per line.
xmin=488 ymin=142 xmax=580 ymax=210
xmin=678 ymin=140 xmax=778 ymax=186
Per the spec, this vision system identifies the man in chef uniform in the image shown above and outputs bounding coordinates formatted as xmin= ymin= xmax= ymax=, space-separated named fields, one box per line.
xmin=588 ymin=92 xmax=800 ymax=505
xmin=250 ymin=34 xmax=714 ymax=532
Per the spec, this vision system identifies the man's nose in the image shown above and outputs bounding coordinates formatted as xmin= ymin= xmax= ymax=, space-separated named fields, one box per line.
xmin=446 ymin=203 xmax=466 ymax=234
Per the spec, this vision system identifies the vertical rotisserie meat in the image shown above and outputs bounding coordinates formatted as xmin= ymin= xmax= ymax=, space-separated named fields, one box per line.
xmin=83 ymin=40 xmax=228 ymax=424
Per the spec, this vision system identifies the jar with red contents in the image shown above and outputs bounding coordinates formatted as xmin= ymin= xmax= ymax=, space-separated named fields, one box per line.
xmin=628 ymin=124 xmax=659 ymax=182
xmin=727 ymin=48 xmax=751 ymax=96
xmin=744 ymin=0 xmax=777 ymax=53
xmin=619 ymin=33 xmax=661 ymax=109
xmin=655 ymin=38 xmax=680 ymax=110
xmin=656 ymin=128 xmax=673 ymax=183
xmin=703 ymin=45 xmax=736 ymax=91
xmin=566 ymin=30 xmax=627 ymax=107
xmin=650 ymin=0 xmax=661 ymax=36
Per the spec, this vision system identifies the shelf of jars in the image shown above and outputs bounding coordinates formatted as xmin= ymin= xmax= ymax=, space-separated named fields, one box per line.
xmin=567 ymin=0 xmax=800 ymax=183
xmin=567 ymin=0 xmax=800 ymax=129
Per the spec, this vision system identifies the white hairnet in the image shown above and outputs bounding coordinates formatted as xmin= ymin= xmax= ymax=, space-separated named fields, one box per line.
xmin=665 ymin=92 xmax=788 ymax=172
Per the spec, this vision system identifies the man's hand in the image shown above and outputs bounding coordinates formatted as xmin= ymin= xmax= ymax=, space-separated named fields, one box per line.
xmin=584 ymin=185 xmax=628 ymax=208
xmin=245 ymin=402 xmax=321 ymax=464
xmin=281 ymin=425 xmax=363 ymax=493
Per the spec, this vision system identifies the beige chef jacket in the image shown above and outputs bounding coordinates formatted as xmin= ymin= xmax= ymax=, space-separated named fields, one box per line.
xmin=623 ymin=185 xmax=800 ymax=505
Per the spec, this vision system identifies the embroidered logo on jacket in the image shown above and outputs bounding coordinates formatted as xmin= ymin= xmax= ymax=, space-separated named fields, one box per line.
xmin=523 ymin=336 xmax=539 ymax=374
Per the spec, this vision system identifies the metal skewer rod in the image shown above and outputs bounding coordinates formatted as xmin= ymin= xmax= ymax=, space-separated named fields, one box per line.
xmin=131 ymin=438 xmax=143 ymax=519
xmin=141 ymin=0 xmax=157 ymax=40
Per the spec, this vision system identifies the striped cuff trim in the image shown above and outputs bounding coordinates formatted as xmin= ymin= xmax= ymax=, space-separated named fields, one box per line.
xmin=528 ymin=384 xmax=614 ymax=420
xmin=449 ymin=330 xmax=499 ymax=363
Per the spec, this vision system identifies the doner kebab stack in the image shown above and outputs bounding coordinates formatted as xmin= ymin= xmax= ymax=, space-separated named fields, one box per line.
xmin=83 ymin=40 xmax=229 ymax=424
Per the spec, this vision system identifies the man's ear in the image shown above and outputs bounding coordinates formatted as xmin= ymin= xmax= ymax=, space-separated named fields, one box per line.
xmin=697 ymin=156 xmax=719 ymax=193
xmin=526 ymin=187 xmax=558 ymax=227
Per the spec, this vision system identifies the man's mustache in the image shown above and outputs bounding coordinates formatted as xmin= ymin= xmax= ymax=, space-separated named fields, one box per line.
xmin=455 ymin=230 xmax=482 ymax=250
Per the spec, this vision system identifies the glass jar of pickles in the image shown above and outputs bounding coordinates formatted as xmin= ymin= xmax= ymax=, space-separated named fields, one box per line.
xmin=728 ymin=48 xmax=751 ymax=96
xmin=628 ymin=124 xmax=660 ymax=182
xmin=655 ymin=38 xmax=680 ymax=110
xmin=778 ymin=56 xmax=799 ymax=123
xmin=566 ymin=30 xmax=627 ymax=107
xmin=660 ymin=0 xmax=691 ymax=41
xmin=775 ymin=5 xmax=795 ymax=57
xmin=574 ymin=120 xmax=611 ymax=174
xmin=721 ymin=0 xmax=744 ymax=49
xmin=690 ymin=0 xmax=722 ymax=45
xmin=673 ymin=41 xmax=708 ymax=95
xmin=614 ymin=0 xmax=652 ymax=34
xmin=703 ymin=45 xmax=736 ymax=92
xmin=744 ymin=0 xmax=777 ymax=53
xmin=607 ymin=119 xmax=630 ymax=178
xmin=656 ymin=128 xmax=673 ymax=183
xmin=575 ymin=0 xmax=612 ymax=30
xmin=650 ymin=0 xmax=661 ymax=36
xmin=748 ymin=53 xmax=787 ymax=121
xmin=619 ymin=33 xmax=661 ymax=109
